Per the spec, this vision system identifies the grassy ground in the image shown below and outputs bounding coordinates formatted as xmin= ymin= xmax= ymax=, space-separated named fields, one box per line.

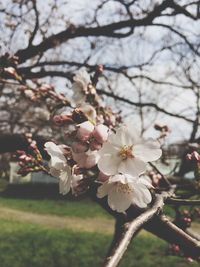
xmin=0 ymin=219 xmax=198 ymax=267
xmin=0 ymin=194 xmax=199 ymax=267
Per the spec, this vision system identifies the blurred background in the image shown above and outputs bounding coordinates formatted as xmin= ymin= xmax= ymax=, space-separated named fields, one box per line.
xmin=0 ymin=0 xmax=200 ymax=266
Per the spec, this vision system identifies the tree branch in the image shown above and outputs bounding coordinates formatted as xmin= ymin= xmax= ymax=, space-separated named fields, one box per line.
xmin=145 ymin=215 xmax=200 ymax=259
xmin=102 ymin=188 xmax=175 ymax=267
xmin=15 ymin=0 xmax=174 ymax=63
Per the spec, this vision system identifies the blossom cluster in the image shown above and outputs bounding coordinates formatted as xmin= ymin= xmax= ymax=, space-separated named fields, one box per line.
xmin=43 ymin=69 xmax=162 ymax=213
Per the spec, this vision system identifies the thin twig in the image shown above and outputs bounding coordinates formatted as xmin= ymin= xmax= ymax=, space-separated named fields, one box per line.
xmin=166 ymin=198 xmax=200 ymax=205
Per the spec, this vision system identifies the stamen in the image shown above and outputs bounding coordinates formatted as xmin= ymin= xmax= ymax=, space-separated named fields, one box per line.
xmin=116 ymin=182 xmax=133 ymax=194
xmin=119 ymin=145 xmax=134 ymax=160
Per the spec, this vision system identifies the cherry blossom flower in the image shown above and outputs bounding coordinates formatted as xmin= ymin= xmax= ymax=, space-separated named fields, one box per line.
xmin=97 ymin=125 xmax=162 ymax=177
xmin=59 ymin=167 xmax=84 ymax=196
xmin=59 ymin=166 xmax=73 ymax=195
xmin=97 ymin=174 xmax=153 ymax=212
xmin=44 ymin=142 xmax=67 ymax=173
xmin=45 ymin=142 xmax=73 ymax=195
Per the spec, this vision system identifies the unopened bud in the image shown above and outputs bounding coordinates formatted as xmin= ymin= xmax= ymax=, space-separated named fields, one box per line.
xmin=92 ymin=124 xmax=109 ymax=143
xmin=72 ymin=141 xmax=88 ymax=153
xmin=76 ymin=121 xmax=94 ymax=141
xmin=89 ymin=139 xmax=102 ymax=151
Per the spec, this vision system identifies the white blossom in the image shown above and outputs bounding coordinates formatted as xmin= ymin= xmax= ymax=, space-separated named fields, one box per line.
xmin=97 ymin=174 xmax=153 ymax=212
xmin=44 ymin=142 xmax=71 ymax=195
xmin=44 ymin=142 xmax=66 ymax=173
xmin=97 ymin=125 xmax=162 ymax=177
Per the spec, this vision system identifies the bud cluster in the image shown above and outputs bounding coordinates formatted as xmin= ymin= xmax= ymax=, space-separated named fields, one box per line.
xmin=13 ymin=133 xmax=46 ymax=176
xmin=0 ymin=53 xmax=21 ymax=81
xmin=175 ymin=209 xmax=192 ymax=230
xmin=186 ymin=151 xmax=200 ymax=181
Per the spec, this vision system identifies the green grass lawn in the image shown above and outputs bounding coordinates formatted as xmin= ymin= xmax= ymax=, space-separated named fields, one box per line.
xmin=0 ymin=219 xmax=197 ymax=267
xmin=0 ymin=193 xmax=199 ymax=267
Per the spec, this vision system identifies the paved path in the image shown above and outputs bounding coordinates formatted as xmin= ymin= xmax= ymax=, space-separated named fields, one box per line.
xmin=0 ymin=206 xmax=115 ymax=234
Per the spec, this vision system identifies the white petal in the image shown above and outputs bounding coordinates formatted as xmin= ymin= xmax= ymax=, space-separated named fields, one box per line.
xmin=45 ymin=142 xmax=66 ymax=169
xmin=132 ymin=185 xmax=152 ymax=208
xmin=71 ymin=174 xmax=83 ymax=195
xmin=59 ymin=169 xmax=71 ymax=195
xmin=97 ymin=182 xmax=112 ymax=198
xmin=139 ymin=176 xmax=153 ymax=188
xmin=45 ymin=142 xmax=64 ymax=156
xmin=108 ymin=188 xmax=132 ymax=212
xmin=108 ymin=127 xmax=133 ymax=147
xmin=134 ymin=139 xmax=162 ymax=162
xmin=118 ymin=158 xmax=146 ymax=176
xmin=98 ymin=142 xmax=119 ymax=156
xmin=49 ymin=167 xmax=60 ymax=178
xmin=98 ymin=154 xmax=121 ymax=175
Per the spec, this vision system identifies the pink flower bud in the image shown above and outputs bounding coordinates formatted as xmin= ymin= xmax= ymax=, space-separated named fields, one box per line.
xmin=72 ymin=150 xmax=99 ymax=169
xmin=92 ymin=124 xmax=108 ymax=143
xmin=98 ymin=171 xmax=110 ymax=182
xmin=192 ymin=151 xmax=200 ymax=161
xmin=186 ymin=151 xmax=200 ymax=162
xmin=89 ymin=139 xmax=102 ymax=151
xmin=76 ymin=121 xmax=94 ymax=141
xmin=4 ymin=67 xmax=16 ymax=76
xmin=53 ymin=114 xmax=73 ymax=125
xmin=173 ymin=245 xmax=180 ymax=253
xmin=19 ymin=154 xmax=26 ymax=160
xmin=72 ymin=141 xmax=88 ymax=153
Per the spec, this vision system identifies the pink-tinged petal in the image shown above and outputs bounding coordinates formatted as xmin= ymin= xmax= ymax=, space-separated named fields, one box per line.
xmin=93 ymin=124 xmax=109 ymax=143
xmin=108 ymin=188 xmax=132 ymax=212
xmin=72 ymin=150 xmax=99 ymax=169
xmin=84 ymin=151 xmax=99 ymax=168
xmin=89 ymin=139 xmax=102 ymax=151
xmin=98 ymin=172 xmax=110 ymax=182
xmin=134 ymin=139 xmax=162 ymax=162
xmin=98 ymin=154 xmax=121 ymax=175
xmin=76 ymin=121 xmax=94 ymax=141
xmin=118 ymin=158 xmax=146 ymax=177
xmin=97 ymin=182 xmax=112 ymax=198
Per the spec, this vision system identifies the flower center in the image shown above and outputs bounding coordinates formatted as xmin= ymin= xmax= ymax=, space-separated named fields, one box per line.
xmin=119 ymin=145 xmax=133 ymax=160
xmin=116 ymin=182 xmax=133 ymax=194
